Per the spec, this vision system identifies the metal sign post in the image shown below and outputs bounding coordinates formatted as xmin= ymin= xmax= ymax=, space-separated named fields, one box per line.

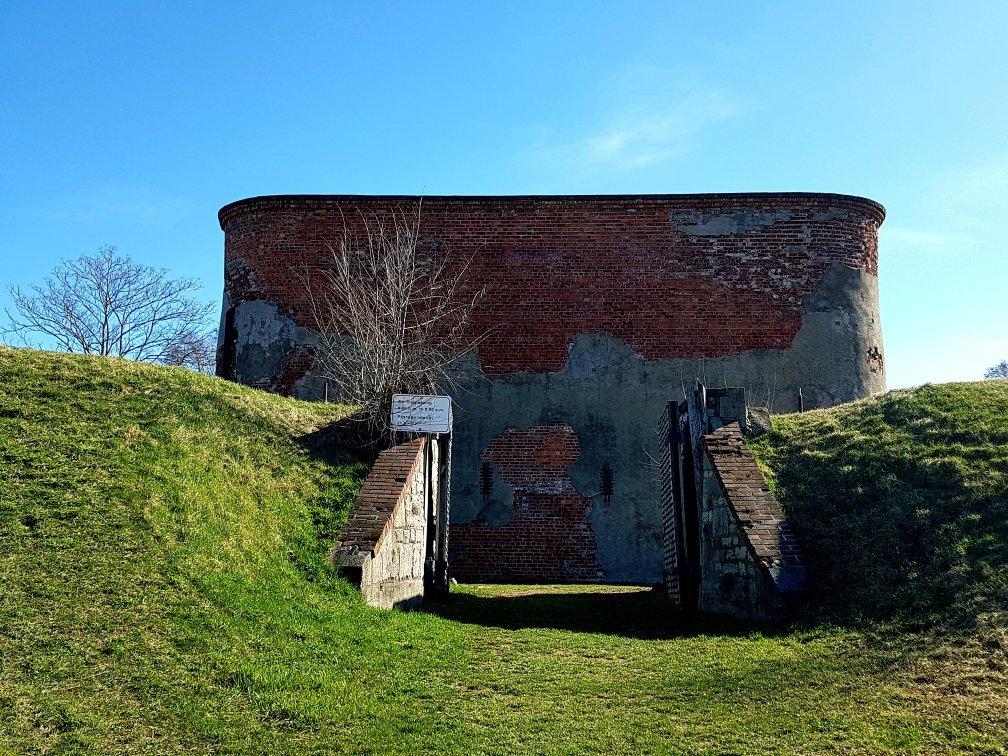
xmin=434 ymin=428 xmax=451 ymax=596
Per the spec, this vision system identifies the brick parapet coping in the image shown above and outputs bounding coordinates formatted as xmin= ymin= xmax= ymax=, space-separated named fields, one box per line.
xmin=218 ymin=192 xmax=886 ymax=228
xmin=331 ymin=438 xmax=426 ymax=567
xmin=702 ymin=423 xmax=806 ymax=572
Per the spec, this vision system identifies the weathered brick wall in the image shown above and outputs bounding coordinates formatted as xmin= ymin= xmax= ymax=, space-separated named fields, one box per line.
xmin=699 ymin=423 xmax=807 ymax=620
xmin=219 ymin=192 xmax=884 ymax=584
xmin=219 ymin=193 xmax=882 ymax=380
xmin=330 ymin=438 xmax=434 ymax=609
xmin=451 ymin=425 xmax=603 ymax=582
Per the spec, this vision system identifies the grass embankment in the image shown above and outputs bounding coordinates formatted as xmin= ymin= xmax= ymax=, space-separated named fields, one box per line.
xmin=1 ymin=348 xmax=1005 ymax=753
xmin=749 ymin=381 xmax=1008 ymax=629
xmin=748 ymin=381 xmax=1008 ymax=740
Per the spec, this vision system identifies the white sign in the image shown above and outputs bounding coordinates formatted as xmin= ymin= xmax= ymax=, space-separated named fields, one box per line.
xmin=390 ymin=394 xmax=452 ymax=434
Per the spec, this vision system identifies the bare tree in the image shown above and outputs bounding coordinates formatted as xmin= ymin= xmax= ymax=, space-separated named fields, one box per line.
xmin=5 ymin=246 xmax=214 ymax=366
xmin=305 ymin=204 xmax=484 ymax=436
xmin=163 ymin=330 xmax=218 ymax=373
xmin=985 ymin=360 xmax=1008 ymax=380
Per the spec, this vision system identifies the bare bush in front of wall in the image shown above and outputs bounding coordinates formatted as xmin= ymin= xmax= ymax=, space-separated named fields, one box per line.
xmin=4 ymin=246 xmax=215 ymax=370
xmin=305 ymin=204 xmax=484 ymax=439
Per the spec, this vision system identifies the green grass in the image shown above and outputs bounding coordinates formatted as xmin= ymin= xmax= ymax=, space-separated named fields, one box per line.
xmin=748 ymin=381 xmax=1008 ymax=629
xmin=1 ymin=348 xmax=1006 ymax=754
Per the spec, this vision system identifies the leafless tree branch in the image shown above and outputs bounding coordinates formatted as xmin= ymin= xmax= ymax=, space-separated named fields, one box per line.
xmin=985 ymin=360 xmax=1008 ymax=380
xmin=304 ymin=203 xmax=486 ymax=438
xmin=4 ymin=245 xmax=214 ymax=370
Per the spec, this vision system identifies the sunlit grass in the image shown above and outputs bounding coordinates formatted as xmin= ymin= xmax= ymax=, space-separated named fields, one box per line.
xmin=1 ymin=348 xmax=1005 ymax=753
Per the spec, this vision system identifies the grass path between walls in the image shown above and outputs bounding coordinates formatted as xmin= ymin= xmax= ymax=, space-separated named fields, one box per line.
xmin=0 ymin=348 xmax=1005 ymax=754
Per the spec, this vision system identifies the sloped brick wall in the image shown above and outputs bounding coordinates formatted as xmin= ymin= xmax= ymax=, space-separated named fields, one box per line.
xmin=700 ymin=423 xmax=808 ymax=620
xmin=331 ymin=438 xmax=434 ymax=609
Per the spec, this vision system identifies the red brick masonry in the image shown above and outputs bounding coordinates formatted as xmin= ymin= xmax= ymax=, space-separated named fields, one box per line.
xmin=332 ymin=438 xmax=425 ymax=560
xmin=451 ymin=425 xmax=603 ymax=582
xmin=219 ymin=193 xmax=883 ymax=375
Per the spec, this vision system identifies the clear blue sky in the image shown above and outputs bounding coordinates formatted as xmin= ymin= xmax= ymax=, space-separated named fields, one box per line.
xmin=2 ymin=1 xmax=1005 ymax=388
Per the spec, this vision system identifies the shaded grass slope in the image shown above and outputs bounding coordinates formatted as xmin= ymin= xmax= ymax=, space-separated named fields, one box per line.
xmin=1 ymin=349 xmax=1005 ymax=753
xmin=749 ymin=380 xmax=1008 ymax=629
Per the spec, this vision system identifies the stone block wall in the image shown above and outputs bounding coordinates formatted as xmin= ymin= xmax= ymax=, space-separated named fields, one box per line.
xmin=699 ymin=423 xmax=808 ymax=620
xmin=331 ymin=438 xmax=436 ymax=609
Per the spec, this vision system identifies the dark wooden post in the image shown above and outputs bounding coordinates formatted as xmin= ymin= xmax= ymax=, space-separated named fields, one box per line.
xmin=423 ymin=434 xmax=437 ymax=595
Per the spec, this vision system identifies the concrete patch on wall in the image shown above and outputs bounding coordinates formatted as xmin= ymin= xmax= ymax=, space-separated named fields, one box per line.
xmin=670 ymin=209 xmax=792 ymax=236
xmin=795 ymin=262 xmax=886 ymax=405
xmin=227 ymin=299 xmax=326 ymax=398
xmin=447 ymin=264 xmax=884 ymax=584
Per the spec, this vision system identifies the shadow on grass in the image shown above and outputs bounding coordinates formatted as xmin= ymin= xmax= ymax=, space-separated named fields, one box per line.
xmin=759 ymin=389 xmax=1008 ymax=628
xmin=423 ymin=586 xmax=769 ymax=640
xmin=297 ymin=415 xmax=382 ymax=467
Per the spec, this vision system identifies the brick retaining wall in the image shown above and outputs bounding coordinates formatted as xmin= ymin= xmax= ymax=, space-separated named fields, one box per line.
xmin=700 ymin=423 xmax=808 ymax=620
xmin=331 ymin=438 xmax=435 ymax=609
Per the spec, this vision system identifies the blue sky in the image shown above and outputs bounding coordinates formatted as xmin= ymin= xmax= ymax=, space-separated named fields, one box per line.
xmin=1 ymin=1 xmax=1005 ymax=388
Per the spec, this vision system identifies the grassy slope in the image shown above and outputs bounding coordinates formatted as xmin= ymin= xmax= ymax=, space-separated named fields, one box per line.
xmin=1 ymin=349 xmax=1005 ymax=754
xmin=748 ymin=380 xmax=1008 ymax=745
xmin=749 ymin=381 xmax=1008 ymax=628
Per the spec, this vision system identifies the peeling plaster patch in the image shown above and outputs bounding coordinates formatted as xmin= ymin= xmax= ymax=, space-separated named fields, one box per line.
xmin=799 ymin=384 xmax=839 ymax=407
xmin=230 ymin=300 xmax=323 ymax=396
xmin=670 ymin=209 xmax=792 ymax=235
xmin=567 ymin=336 xmax=646 ymax=377
xmin=475 ymin=496 xmax=515 ymax=527
xmin=812 ymin=207 xmax=850 ymax=221
xmin=234 ymin=299 xmax=297 ymax=348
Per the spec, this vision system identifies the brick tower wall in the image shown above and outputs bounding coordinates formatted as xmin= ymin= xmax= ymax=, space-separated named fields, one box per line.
xmin=217 ymin=193 xmax=885 ymax=584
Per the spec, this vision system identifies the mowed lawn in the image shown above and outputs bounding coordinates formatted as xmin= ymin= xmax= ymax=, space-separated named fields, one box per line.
xmin=1 ymin=348 xmax=1005 ymax=754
